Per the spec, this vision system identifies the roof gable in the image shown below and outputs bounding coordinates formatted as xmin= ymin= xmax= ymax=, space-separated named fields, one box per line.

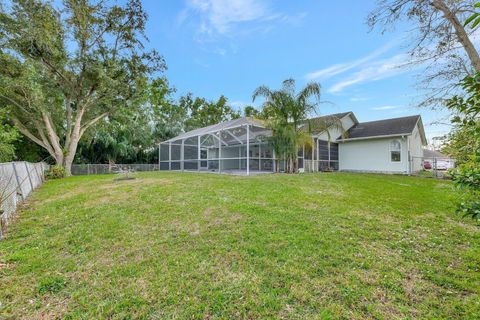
xmin=298 ymin=111 xmax=357 ymax=133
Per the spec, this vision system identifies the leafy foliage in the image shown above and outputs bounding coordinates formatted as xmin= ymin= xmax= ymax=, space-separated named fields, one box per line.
xmin=464 ymin=2 xmax=480 ymax=28
xmin=0 ymin=109 xmax=19 ymax=162
xmin=150 ymin=78 xmax=185 ymax=141
xmin=252 ymin=79 xmax=321 ymax=173
xmin=446 ymin=73 xmax=480 ymax=221
xmin=0 ymin=0 xmax=164 ymax=174
xmin=180 ymin=93 xmax=240 ymax=131
xmin=451 ymin=159 xmax=480 ymax=220
xmin=45 ymin=165 xmax=66 ymax=179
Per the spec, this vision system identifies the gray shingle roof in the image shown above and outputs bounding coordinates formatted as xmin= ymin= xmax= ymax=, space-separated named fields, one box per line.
xmin=307 ymin=112 xmax=352 ymax=122
xmin=342 ymin=115 xmax=421 ymax=140
xmin=423 ymin=149 xmax=449 ymax=158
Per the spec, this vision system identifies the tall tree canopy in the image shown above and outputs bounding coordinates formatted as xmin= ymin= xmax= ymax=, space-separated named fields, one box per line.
xmin=0 ymin=0 xmax=164 ymax=174
xmin=179 ymin=93 xmax=241 ymax=131
xmin=0 ymin=109 xmax=19 ymax=162
xmin=368 ymin=0 xmax=480 ymax=107
xmin=445 ymin=73 xmax=480 ymax=221
xmin=149 ymin=77 xmax=186 ymax=142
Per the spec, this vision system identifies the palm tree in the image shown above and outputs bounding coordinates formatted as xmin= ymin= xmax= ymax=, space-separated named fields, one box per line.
xmin=252 ymin=79 xmax=321 ymax=173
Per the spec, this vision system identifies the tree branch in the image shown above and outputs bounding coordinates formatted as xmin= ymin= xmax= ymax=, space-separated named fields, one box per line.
xmin=80 ymin=112 xmax=108 ymax=136
xmin=0 ymin=95 xmax=32 ymax=115
xmin=12 ymin=117 xmax=49 ymax=151
xmin=41 ymin=112 xmax=63 ymax=157
xmin=431 ymin=0 xmax=480 ymax=72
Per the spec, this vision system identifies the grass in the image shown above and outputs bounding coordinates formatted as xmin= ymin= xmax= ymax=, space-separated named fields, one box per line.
xmin=0 ymin=172 xmax=479 ymax=319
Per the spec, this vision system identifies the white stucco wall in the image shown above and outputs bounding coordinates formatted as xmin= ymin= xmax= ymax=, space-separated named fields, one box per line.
xmin=339 ymin=137 xmax=409 ymax=173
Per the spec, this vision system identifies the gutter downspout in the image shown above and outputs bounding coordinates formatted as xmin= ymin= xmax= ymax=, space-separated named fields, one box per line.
xmin=405 ymin=135 xmax=410 ymax=175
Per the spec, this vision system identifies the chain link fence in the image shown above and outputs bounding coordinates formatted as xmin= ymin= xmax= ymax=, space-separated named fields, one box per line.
xmin=410 ymin=156 xmax=456 ymax=179
xmin=0 ymin=161 xmax=49 ymax=239
xmin=71 ymin=163 xmax=159 ymax=175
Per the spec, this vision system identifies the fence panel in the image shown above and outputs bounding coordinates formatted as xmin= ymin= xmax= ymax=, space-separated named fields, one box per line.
xmin=410 ymin=156 xmax=456 ymax=179
xmin=71 ymin=164 xmax=159 ymax=176
xmin=0 ymin=161 xmax=49 ymax=239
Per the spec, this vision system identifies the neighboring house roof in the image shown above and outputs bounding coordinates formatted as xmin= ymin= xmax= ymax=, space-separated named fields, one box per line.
xmin=162 ymin=117 xmax=267 ymax=143
xmin=298 ymin=111 xmax=357 ymax=133
xmin=339 ymin=115 xmax=427 ymax=144
xmin=423 ymin=149 xmax=449 ymax=158
xmin=307 ymin=112 xmax=354 ymax=123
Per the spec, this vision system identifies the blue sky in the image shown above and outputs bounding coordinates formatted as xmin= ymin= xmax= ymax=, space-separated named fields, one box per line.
xmin=142 ymin=0 xmax=451 ymax=141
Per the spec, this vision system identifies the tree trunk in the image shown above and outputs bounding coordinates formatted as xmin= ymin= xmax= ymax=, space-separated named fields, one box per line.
xmin=432 ymin=0 xmax=480 ymax=72
xmin=63 ymin=127 xmax=81 ymax=176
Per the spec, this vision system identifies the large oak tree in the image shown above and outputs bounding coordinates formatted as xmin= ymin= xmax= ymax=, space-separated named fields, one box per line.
xmin=0 ymin=0 xmax=164 ymax=175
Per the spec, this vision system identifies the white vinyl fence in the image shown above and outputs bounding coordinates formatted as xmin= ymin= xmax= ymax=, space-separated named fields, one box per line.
xmin=0 ymin=161 xmax=49 ymax=239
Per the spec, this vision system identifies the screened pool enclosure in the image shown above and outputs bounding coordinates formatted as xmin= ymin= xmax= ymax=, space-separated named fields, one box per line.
xmin=159 ymin=117 xmax=340 ymax=175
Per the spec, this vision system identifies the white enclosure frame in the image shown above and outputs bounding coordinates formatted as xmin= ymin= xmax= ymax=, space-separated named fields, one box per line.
xmin=159 ymin=118 xmax=275 ymax=175
xmin=158 ymin=117 xmax=341 ymax=175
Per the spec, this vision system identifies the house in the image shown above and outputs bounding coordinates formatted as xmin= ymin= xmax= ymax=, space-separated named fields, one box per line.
xmin=158 ymin=112 xmax=427 ymax=175
xmin=336 ymin=114 xmax=427 ymax=174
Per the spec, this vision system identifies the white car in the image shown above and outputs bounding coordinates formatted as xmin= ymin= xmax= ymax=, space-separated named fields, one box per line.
xmin=434 ymin=160 xmax=455 ymax=170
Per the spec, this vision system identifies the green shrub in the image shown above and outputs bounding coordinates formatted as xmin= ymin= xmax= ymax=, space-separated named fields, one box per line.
xmin=451 ymin=156 xmax=480 ymax=221
xmin=45 ymin=165 xmax=66 ymax=179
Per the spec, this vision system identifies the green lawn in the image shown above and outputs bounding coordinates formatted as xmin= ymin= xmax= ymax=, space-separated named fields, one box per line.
xmin=0 ymin=172 xmax=479 ymax=319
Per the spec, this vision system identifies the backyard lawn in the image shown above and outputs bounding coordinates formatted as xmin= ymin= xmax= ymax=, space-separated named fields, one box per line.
xmin=0 ymin=172 xmax=479 ymax=319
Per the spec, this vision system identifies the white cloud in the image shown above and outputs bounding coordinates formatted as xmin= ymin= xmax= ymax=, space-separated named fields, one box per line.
xmin=179 ymin=0 xmax=304 ymax=42
xmin=328 ymin=53 xmax=414 ymax=93
xmin=350 ymin=96 xmax=370 ymax=102
xmin=305 ymin=41 xmax=396 ymax=81
xmin=371 ymin=105 xmax=400 ymax=110
xmin=303 ymin=39 xmax=422 ymax=94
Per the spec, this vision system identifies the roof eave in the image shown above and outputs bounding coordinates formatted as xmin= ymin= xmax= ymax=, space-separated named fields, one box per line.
xmin=337 ymin=133 xmax=412 ymax=142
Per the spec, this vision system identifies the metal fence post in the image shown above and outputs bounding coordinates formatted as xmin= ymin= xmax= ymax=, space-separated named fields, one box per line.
xmin=24 ymin=162 xmax=34 ymax=193
xmin=246 ymin=124 xmax=250 ymax=176
xmin=33 ymin=163 xmax=42 ymax=184
xmin=181 ymin=139 xmax=185 ymax=172
xmin=11 ymin=162 xmax=25 ymax=201
xmin=197 ymin=136 xmax=201 ymax=171
xmin=169 ymin=142 xmax=172 ymax=171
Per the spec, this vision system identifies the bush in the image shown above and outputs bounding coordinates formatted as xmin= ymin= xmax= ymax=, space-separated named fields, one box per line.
xmin=45 ymin=165 xmax=66 ymax=179
xmin=451 ymin=156 xmax=480 ymax=221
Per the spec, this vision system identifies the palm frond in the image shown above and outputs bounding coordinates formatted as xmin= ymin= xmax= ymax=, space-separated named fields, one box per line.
xmin=309 ymin=116 xmax=346 ymax=142
xmin=281 ymin=78 xmax=296 ymax=96
xmin=252 ymin=85 xmax=273 ymax=102
xmin=297 ymin=82 xmax=321 ymax=105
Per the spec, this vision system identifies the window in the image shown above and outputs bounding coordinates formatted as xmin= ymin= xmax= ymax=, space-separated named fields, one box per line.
xmin=390 ymin=140 xmax=401 ymax=162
